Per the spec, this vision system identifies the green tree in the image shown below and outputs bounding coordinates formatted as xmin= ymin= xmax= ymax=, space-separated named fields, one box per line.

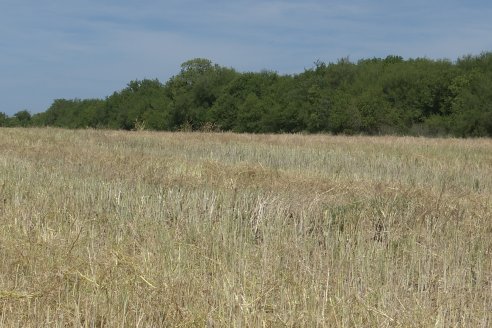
xmin=33 ymin=99 xmax=105 ymax=128
xmin=0 ymin=112 xmax=7 ymax=126
xmin=327 ymin=92 xmax=362 ymax=134
xmin=448 ymin=70 xmax=492 ymax=136
xmin=236 ymin=93 xmax=267 ymax=132
xmin=15 ymin=53 xmax=492 ymax=137
xmin=357 ymin=90 xmax=404 ymax=134
xmin=167 ymin=58 xmax=237 ymax=130
xmin=103 ymin=79 xmax=169 ymax=130
xmin=209 ymin=70 xmax=280 ymax=132
xmin=12 ymin=110 xmax=32 ymax=127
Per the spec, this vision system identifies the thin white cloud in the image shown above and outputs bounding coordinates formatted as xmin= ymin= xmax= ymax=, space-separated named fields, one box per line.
xmin=0 ymin=0 xmax=491 ymax=114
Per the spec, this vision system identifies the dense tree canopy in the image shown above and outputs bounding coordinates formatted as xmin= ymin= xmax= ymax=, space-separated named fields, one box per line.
xmin=2 ymin=53 xmax=491 ymax=137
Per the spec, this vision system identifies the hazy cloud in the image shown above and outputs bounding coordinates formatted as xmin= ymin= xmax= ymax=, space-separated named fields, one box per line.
xmin=1 ymin=0 xmax=491 ymax=114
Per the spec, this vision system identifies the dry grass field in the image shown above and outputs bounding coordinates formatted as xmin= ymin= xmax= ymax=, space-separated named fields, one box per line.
xmin=0 ymin=127 xmax=491 ymax=327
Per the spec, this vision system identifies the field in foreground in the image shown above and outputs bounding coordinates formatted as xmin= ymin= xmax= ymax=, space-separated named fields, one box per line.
xmin=0 ymin=128 xmax=491 ymax=327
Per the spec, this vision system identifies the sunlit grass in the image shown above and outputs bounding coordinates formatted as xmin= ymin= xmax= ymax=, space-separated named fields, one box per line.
xmin=0 ymin=127 xmax=491 ymax=327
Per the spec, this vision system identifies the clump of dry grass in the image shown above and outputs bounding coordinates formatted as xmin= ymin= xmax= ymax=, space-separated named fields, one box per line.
xmin=0 ymin=127 xmax=491 ymax=327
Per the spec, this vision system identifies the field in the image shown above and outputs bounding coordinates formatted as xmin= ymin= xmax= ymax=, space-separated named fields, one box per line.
xmin=0 ymin=128 xmax=491 ymax=327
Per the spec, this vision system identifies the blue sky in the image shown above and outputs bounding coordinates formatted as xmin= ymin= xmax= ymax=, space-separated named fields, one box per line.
xmin=1 ymin=0 xmax=491 ymax=115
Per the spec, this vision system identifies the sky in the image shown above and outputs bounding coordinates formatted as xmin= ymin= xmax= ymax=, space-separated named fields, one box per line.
xmin=1 ymin=0 xmax=491 ymax=115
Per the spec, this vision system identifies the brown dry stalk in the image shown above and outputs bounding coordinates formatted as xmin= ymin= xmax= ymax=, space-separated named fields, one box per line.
xmin=0 ymin=127 xmax=490 ymax=327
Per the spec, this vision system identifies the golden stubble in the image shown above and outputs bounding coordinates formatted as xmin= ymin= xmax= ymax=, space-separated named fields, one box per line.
xmin=0 ymin=127 xmax=491 ymax=327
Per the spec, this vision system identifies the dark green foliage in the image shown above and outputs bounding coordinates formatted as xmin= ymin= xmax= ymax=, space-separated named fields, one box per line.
xmin=32 ymin=99 xmax=105 ymax=128
xmin=0 ymin=112 xmax=7 ymax=127
xmin=166 ymin=58 xmax=237 ymax=130
xmin=7 ymin=110 xmax=32 ymax=127
xmin=24 ymin=53 xmax=492 ymax=137
xmin=103 ymin=79 xmax=169 ymax=130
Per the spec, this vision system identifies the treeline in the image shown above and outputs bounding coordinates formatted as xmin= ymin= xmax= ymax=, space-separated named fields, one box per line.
xmin=2 ymin=53 xmax=492 ymax=137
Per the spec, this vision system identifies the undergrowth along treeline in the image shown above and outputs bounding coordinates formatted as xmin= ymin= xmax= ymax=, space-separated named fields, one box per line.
xmin=0 ymin=128 xmax=491 ymax=326
xmin=2 ymin=52 xmax=492 ymax=137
